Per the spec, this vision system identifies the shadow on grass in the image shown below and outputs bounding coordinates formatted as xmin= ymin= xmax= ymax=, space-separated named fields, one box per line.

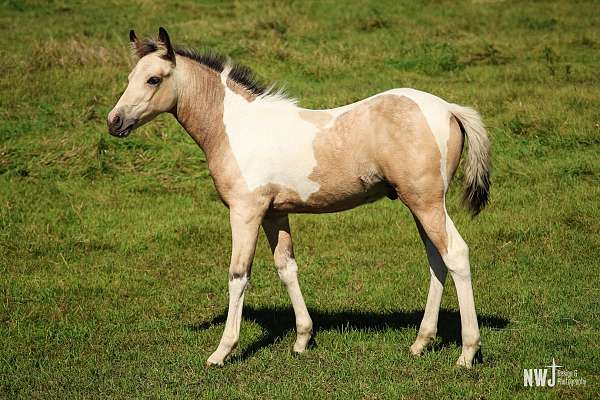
xmin=189 ymin=306 xmax=509 ymax=362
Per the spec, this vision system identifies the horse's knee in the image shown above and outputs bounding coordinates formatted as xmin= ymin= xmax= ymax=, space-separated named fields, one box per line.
xmin=229 ymin=252 xmax=253 ymax=280
xmin=229 ymin=265 xmax=251 ymax=280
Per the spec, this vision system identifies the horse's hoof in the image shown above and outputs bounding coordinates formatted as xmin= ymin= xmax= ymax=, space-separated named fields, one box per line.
xmin=291 ymin=334 xmax=314 ymax=355
xmin=205 ymin=361 xmax=223 ymax=369
xmin=456 ymin=344 xmax=481 ymax=368
xmin=205 ymin=359 xmax=224 ymax=368
xmin=456 ymin=354 xmax=472 ymax=368
xmin=409 ymin=342 xmax=424 ymax=356
xmin=291 ymin=343 xmax=308 ymax=356
xmin=409 ymin=335 xmax=433 ymax=356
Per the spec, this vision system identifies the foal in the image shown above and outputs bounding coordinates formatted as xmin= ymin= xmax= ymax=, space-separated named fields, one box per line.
xmin=108 ymin=28 xmax=490 ymax=368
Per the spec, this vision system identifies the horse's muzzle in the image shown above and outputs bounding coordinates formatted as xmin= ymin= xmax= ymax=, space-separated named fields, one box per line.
xmin=107 ymin=110 xmax=136 ymax=138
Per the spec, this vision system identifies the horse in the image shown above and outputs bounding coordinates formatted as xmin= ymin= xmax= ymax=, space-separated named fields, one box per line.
xmin=107 ymin=27 xmax=490 ymax=368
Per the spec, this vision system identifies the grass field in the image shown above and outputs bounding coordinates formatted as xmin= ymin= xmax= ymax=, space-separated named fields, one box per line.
xmin=1 ymin=0 xmax=599 ymax=398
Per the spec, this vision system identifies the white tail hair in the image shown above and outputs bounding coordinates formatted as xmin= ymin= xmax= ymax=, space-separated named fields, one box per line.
xmin=449 ymin=104 xmax=491 ymax=215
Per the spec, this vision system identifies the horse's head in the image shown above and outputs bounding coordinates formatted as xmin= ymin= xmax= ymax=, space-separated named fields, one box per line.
xmin=107 ymin=27 xmax=178 ymax=137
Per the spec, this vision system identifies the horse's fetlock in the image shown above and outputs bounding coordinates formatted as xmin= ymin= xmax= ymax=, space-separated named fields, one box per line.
xmin=221 ymin=335 xmax=239 ymax=349
xmin=296 ymin=320 xmax=313 ymax=335
xmin=418 ymin=327 xmax=437 ymax=341
xmin=463 ymin=334 xmax=481 ymax=349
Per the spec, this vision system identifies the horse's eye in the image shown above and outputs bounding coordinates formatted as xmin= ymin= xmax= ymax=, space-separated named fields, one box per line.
xmin=147 ymin=76 xmax=161 ymax=85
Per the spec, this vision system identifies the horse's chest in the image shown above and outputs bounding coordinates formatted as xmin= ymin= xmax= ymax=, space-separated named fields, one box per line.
xmin=222 ymin=104 xmax=321 ymax=201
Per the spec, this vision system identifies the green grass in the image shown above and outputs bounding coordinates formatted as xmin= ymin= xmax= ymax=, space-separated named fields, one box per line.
xmin=1 ymin=0 xmax=599 ymax=398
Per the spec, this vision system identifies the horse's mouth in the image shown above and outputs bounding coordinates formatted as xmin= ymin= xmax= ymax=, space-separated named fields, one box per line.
xmin=110 ymin=122 xmax=136 ymax=138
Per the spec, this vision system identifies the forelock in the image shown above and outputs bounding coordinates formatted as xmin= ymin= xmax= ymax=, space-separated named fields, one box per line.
xmin=132 ymin=38 xmax=169 ymax=59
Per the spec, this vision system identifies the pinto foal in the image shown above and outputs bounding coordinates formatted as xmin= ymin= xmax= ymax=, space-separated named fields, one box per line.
xmin=108 ymin=28 xmax=490 ymax=368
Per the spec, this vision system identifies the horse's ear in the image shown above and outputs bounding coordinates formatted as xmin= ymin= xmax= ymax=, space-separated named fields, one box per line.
xmin=158 ymin=27 xmax=175 ymax=64
xmin=129 ymin=30 xmax=138 ymax=44
xmin=129 ymin=29 xmax=143 ymax=58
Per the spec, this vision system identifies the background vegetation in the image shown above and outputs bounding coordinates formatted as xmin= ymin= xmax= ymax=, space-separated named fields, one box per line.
xmin=1 ymin=0 xmax=598 ymax=398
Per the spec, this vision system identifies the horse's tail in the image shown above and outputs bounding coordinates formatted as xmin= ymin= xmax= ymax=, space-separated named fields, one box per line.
xmin=448 ymin=103 xmax=491 ymax=216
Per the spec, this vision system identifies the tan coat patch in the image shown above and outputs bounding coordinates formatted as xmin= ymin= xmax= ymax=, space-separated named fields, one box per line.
xmin=298 ymin=110 xmax=334 ymax=127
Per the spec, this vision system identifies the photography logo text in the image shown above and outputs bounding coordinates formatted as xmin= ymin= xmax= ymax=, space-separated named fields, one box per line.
xmin=523 ymin=358 xmax=586 ymax=387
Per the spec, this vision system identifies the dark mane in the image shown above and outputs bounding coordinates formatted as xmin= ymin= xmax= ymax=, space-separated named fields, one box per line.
xmin=175 ymin=47 xmax=268 ymax=96
xmin=136 ymin=39 xmax=268 ymax=96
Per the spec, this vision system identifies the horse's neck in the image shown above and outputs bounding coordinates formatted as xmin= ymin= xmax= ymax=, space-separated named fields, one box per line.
xmin=173 ymin=61 xmax=228 ymax=153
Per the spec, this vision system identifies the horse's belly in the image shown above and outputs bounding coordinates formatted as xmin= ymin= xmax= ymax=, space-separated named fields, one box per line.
xmin=269 ymin=180 xmax=392 ymax=214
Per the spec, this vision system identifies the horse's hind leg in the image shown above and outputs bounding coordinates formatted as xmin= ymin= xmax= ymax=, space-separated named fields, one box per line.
xmin=409 ymin=214 xmax=448 ymax=356
xmin=262 ymin=215 xmax=313 ymax=353
xmin=444 ymin=214 xmax=481 ymax=367
xmin=409 ymin=202 xmax=481 ymax=367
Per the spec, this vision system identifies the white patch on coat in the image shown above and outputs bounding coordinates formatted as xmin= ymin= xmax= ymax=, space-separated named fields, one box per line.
xmin=390 ymin=88 xmax=452 ymax=190
xmin=220 ymin=68 xmax=320 ymax=201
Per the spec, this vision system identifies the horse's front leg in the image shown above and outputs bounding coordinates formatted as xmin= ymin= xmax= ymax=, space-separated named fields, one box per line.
xmin=206 ymin=207 xmax=263 ymax=367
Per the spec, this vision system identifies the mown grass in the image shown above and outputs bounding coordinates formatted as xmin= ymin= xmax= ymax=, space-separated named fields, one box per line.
xmin=1 ymin=1 xmax=599 ymax=398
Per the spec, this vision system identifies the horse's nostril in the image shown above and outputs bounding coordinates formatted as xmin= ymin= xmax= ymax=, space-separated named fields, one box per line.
xmin=113 ymin=115 xmax=121 ymax=125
